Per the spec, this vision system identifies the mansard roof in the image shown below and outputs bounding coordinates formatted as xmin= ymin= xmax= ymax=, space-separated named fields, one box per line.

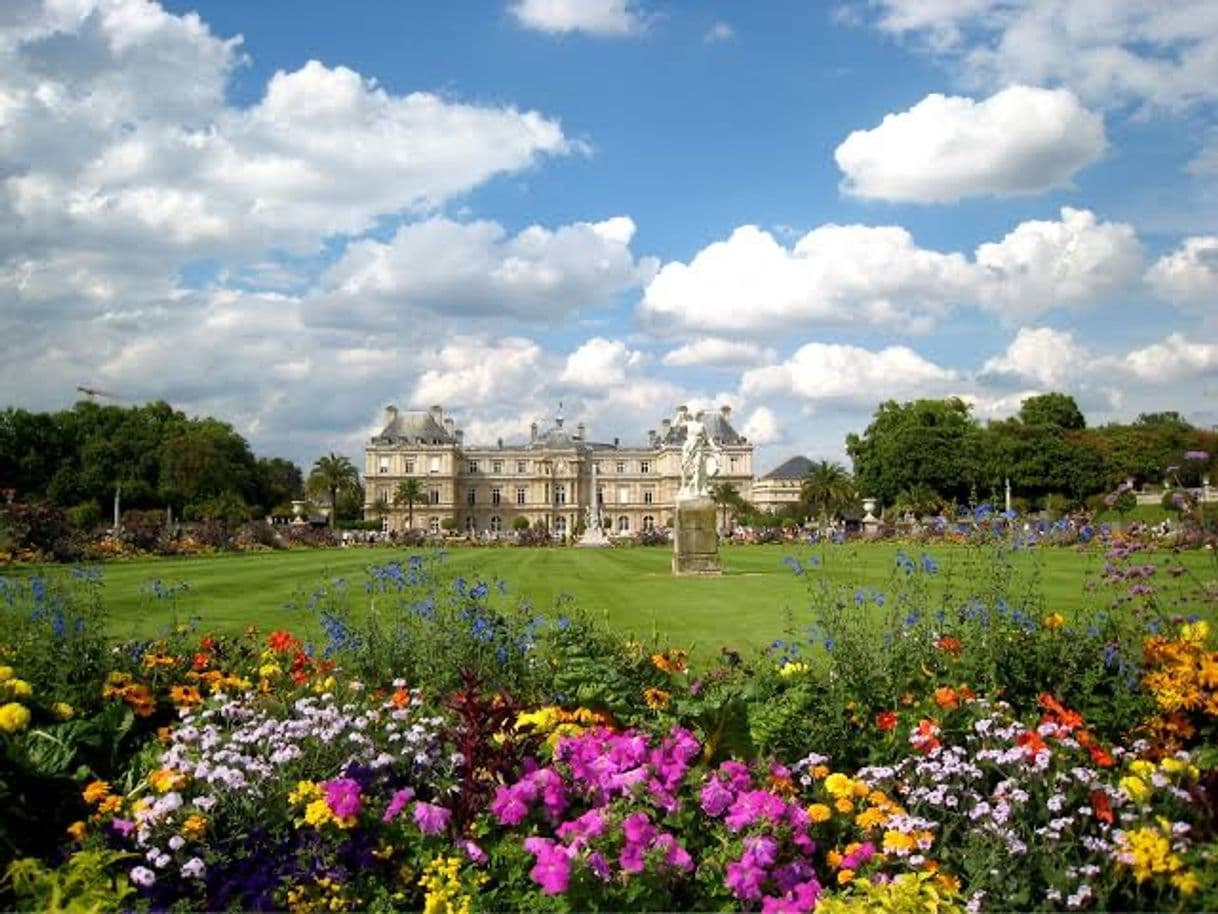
xmin=372 ymin=409 xmax=455 ymax=445
xmin=658 ymin=409 xmax=747 ymax=446
xmin=761 ymin=456 xmax=814 ymax=481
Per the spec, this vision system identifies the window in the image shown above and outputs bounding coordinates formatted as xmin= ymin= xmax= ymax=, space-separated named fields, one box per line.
xmin=593 ymin=461 xmax=601 ymax=473
xmin=730 ymin=456 xmax=738 ymax=472
xmin=554 ymin=517 xmax=567 ymax=537
xmin=428 ymin=456 xmax=440 ymax=473
xmin=616 ymin=460 xmax=626 ymax=473
xmin=429 ymin=488 xmax=440 ymax=505
xmin=492 ymin=460 xmax=503 ymax=473
xmin=640 ymin=460 xmax=650 ymax=474
xmin=596 ymin=487 xmax=604 ymax=506
xmin=491 ymin=487 xmax=501 ymax=506
xmin=554 ymin=484 xmax=566 ymax=505
xmin=428 ymin=517 xmax=440 ymax=534
xmin=516 ymin=487 xmax=527 ymax=505
xmin=467 ymin=460 xmax=479 ymax=474
xmin=643 ymin=488 xmax=654 ymax=505
xmin=467 ymin=489 xmax=476 ymax=506
xmin=516 ymin=460 xmax=527 ymax=473
xmin=643 ymin=515 xmax=655 ymax=531
xmin=405 ymin=459 xmax=416 ymax=473
xmin=490 ymin=515 xmax=502 ymax=533
xmin=617 ymin=515 xmax=630 ymax=532
xmin=465 ymin=516 xmax=476 ymax=533
xmin=617 ymin=485 xmax=630 ymax=504
xmin=378 ymin=457 xmax=390 ymax=474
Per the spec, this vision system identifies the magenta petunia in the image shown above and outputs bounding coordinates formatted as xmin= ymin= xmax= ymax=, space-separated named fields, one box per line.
xmin=322 ymin=778 xmax=362 ymax=820
xmin=412 ymin=801 xmax=451 ymax=836
xmin=381 ymin=787 xmax=414 ymax=823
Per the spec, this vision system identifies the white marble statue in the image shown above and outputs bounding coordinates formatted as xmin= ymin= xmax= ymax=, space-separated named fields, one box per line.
xmin=678 ymin=408 xmax=722 ymax=499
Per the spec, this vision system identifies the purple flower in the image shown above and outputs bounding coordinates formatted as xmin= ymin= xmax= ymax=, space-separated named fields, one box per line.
xmin=491 ymin=784 xmax=530 ymax=825
xmin=460 ymin=839 xmax=487 ymax=864
xmin=524 ymin=837 xmax=571 ymax=895
xmin=110 ymin=818 xmax=136 ymax=838
xmin=1185 ymin=450 xmax=1209 ymax=461
xmin=656 ymin=832 xmax=694 ymax=872
xmin=726 ymin=858 xmax=766 ymax=901
xmin=725 ymin=790 xmax=786 ymax=831
xmin=129 ymin=866 xmax=156 ymax=887
xmin=840 ymin=841 xmax=875 ymax=870
xmin=322 ymin=778 xmax=362 ymax=820
xmin=700 ymin=778 xmax=734 ymax=817
xmin=181 ymin=857 xmax=206 ymax=879
xmin=412 ymin=801 xmax=451 ymax=836
xmin=382 ymin=787 xmax=415 ymax=823
xmin=587 ymin=851 xmax=612 ymax=881
xmin=622 ymin=811 xmax=656 ymax=846
xmin=743 ymin=834 xmax=780 ymax=867
xmin=556 ymin=808 xmax=606 ymax=846
xmin=761 ymin=879 xmax=822 ymax=913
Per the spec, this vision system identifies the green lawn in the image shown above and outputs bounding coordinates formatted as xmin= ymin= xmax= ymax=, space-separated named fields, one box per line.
xmin=10 ymin=542 xmax=1216 ymax=654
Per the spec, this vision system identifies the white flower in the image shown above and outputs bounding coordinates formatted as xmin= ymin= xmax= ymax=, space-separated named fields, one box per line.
xmin=130 ymin=866 xmax=156 ymax=887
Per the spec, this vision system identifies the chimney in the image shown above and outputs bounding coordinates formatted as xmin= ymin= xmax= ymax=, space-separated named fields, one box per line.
xmin=721 ymin=404 xmax=732 ymax=422
xmin=455 ymin=430 xmax=464 ymax=445
xmin=614 ymin=436 xmax=620 ymax=447
xmin=676 ymin=404 xmax=687 ymax=418
xmin=530 ymin=421 xmax=539 ymax=442
xmin=661 ymin=418 xmax=671 ymax=436
xmin=576 ymin=422 xmax=586 ymax=440
xmin=648 ymin=430 xmax=657 ymax=446
xmin=384 ymin=404 xmax=398 ymax=425
xmin=444 ymin=418 xmax=455 ymax=436
xmin=497 ymin=437 xmax=503 ymax=449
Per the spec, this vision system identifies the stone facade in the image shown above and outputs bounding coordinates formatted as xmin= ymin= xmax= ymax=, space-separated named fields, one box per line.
xmin=751 ymin=455 xmax=813 ymax=515
xmin=364 ymin=404 xmax=754 ymax=537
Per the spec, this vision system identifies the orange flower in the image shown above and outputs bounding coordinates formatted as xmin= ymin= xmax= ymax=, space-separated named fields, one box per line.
xmin=935 ymin=636 xmax=963 ymax=656
xmin=82 ymin=780 xmax=111 ymax=805
xmin=391 ymin=688 xmax=411 ymax=709
xmin=933 ymin=687 xmax=959 ymax=711
xmin=192 ymin=652 xmax=211 ymax=671
xmin=268 ymin=630 xmax=300 ymax=653
xmin=66 ymin=821 xmax=87 ymax=842
xmin=1016 ymin=730 xmax=1048 ymax=757
xmin=1088 ymin=744 xmax=1115 ymax=768
xmin=650 ymin=650 xmax=688 ymax=674
xmin=875 ymin=710 xmax=898 ymax=732
xmin=1090 ymin=790 xmax=1114 ymax=824
xmin=169 ymin=685 xmax=202 ymax=708
xmin=911 ymin=719 xmax=941 ymax=755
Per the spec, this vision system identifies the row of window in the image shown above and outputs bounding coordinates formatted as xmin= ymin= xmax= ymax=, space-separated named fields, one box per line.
xmin=377 ymin=485 xmax=667 ymax=507
xmin=415 ymin=515 xmax=658 ymax=534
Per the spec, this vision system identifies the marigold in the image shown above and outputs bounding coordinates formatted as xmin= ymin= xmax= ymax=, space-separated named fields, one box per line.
xmin=169 ymin=685 xmax=202 ymax=708
xmin=643 ymin=687 xmax=671 ymax=710
xmin=148 ymin=768 xmax=187 ymax=793
xmin=1042 ymin=612 xmax=1066 ymax=630
xmin=933 ymin=687 xmax=958 ymax=711
xmin=837 ymin=869 xmax=855 ymax=886
xmin=6 ymin=679 xmax=32 ymax=698
xmin=650 ymin=649 xmax=688 ymax=674
xmin=0 ymin=701 xmax=30 ymax=733
xmin=807 ymin=803 xmax=832 ymax=823
xmin=82 ymin=780 xmax=111 ymax=805
xmin=181 ymin=814 xmax=208 ymax=840
xmin=875 ymin=710 xmax=898 ymax=731
xmin=883 ymin=830 xmax=918 ymax=855
xmin=51 ymin=701 xmax=75 ymax=720
xmin=834 ymin=797 xmax=855 ymax=814
xmin=66 ymin=821 xmax=87 ymax=842
xmin=824 ymin=772 xmax=853 ymax=798
xmin=856 ymin=807 xmax=888 ymax=829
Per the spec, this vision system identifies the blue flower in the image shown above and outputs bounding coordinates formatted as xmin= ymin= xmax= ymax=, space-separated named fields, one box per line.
xmin=807 ymin=554 xmax=821 ymax=566
xmin=31 ymin=576 xmax=46 ymax=602
xmin=783 ymin=555 xmax=804 ymax=575
xmin=453 ymin=578 xmax=467 ymax=595
xmin=556 ymin=616 xmax=570 ymax=630
xmin=920 ymin=553 xmax=939 ymax=575
xmin=873 ymin=592 xmax=886 ymax=607
xmin=823 ymin=637 xmax=836 ymax=652
xmin=854 ymin=589 xmax=866 ymax=606
xmin=903 ymin=611 xmax=919 ymax=628
xmin=470 ymin=581 xmax=489 ymax=600
xmin=1102 ymin=643 xmax=1120 ymax=668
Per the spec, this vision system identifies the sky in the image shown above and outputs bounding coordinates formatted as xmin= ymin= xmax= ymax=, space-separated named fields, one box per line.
xmin=2 ymin=0 xmax=1217 ymax=476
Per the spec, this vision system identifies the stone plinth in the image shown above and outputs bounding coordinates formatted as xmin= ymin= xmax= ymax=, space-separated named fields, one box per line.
xmin=575 ymin=523 xmax=611 ymax=548
xmin=672 ymin=495 xmax=721 ymax=576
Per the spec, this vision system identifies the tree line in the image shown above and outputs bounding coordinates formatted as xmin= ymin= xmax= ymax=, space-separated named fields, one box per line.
xmin=0 ymin=401 xmax=305 ymax=528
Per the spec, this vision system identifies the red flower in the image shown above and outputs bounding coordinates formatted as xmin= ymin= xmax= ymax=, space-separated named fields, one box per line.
xmin=1090 ymin=790 xmax=1114 ymax=824
xmin=268 ymin=630 xmax=300 ymax=653
xmin=876 ymin=710 xmax=898 ymax=732
xmin=935 ymin=636 xmax=963 ymax=656
xmin=933 ymin=686 xmax=959 ymax=711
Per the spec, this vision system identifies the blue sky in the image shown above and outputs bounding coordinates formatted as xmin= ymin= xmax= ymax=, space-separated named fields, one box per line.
xmin=2 ymin=0 xmax=1217 ymax=474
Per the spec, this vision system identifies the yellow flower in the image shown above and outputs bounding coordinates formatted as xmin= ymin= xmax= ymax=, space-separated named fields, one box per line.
xmin=856 ymin=807 xmax=889 ymax=829
xmin=824 ymin=772 xmax=854 ymax=798
xmin=807 ymin=803 xmax=832 ymax=823
xmin=303 ymin=797 xmax=337 ymax=829
xmin=883 ymin=830 xmax=918 ymax=855
xmin=0 ymin=666 xmax=12 ymax=682
xmin=779 ymin=661 xmax=809 ymax=677
xmin=51 ymin=701 xmax=75 ymax=720
xmin=1171 ymin=870 xmax=1200 ymax=896
xmin=95 ymin=795 xmax=122 ymax=817
xmin=181 ymin=814 xmax=208 ymax=840
xmin=1180 ymin=620 xmax=1209 ymax=644
xmin=66 ymin=821 xmax=87 ymax=842
xmin=834 ymin=797 xmax=855 ymax=814
xmin=0 ymin=702 xmax=30 ymax=733
xmin=1130 ymin=759 xmax=1155 ymax=779
xmin=6 ymin=679 xmax=32 ymax=698
xmin=288 ymin=780 xmax=323 ymax=806
xmin=1120 ymin=775 xmax=1151 ymax=804
xmin=837 ymin=869 xmax=855 ymax=886
xmin=1042 ymin=612 xmax=1066 ymax=630
xmin=811 ymin=764 xmax=830 ymax=780
xmin=148 ymin=768 xmax=187 ymax=793
xmin=259 ymin=662 xmax=281 ymax=679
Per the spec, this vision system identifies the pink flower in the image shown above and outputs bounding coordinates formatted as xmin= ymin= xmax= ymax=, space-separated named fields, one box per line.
xmin=524 ymin=837 xmax=571 ymax=894
xmin=381 ymin=788 xmax=415 ymax=823
xmin=839 ymin=841 xmax=874 ymax=871
xmin=726 ymin=858 xmax=766 ymax=901
xmin=491 ymin=784 xmax=530 ymax=825
xmin=700 ymin=777 xmax=734 ymax=817
xmin=460 ymin=839 xmax=487 ymax=864
xmin=412 ymin=801 xmax=451 ymax=836
xmin=322 ymin=778 xmax=362 ymax=820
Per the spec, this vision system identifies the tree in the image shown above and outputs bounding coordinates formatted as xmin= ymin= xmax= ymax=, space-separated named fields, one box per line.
xmin=710 ymin=481 xmax=745 ymax=532
xmin=394 ymin=478 xmax=424 ymax=530
xmin=846 ymin=398 xmax=982 ymax=506
xmin=308 ymin=453 xmax=361 ymax=529
xmin=1019 ymin=393 xmax=1086 ymax=430
xmin=799 ymin=461 xmax=855 ymax=524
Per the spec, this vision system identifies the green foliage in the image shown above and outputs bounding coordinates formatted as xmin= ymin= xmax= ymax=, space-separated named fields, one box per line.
xmin=307 ymin=453 xmax=361 ymax=529
xmin=3 ymin=851 xmax=135 ymax=913
xmin=1019 ymin=392 xmax=1086 ymax=430
xmin=800 ymin=461 xmax=857 ymax=523
xmin=512 ymin=515 xmax=531 ymax=532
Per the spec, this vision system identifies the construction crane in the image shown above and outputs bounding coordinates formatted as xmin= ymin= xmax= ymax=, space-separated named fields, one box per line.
xmin=76 ymin=385 xmax=121 ymax=401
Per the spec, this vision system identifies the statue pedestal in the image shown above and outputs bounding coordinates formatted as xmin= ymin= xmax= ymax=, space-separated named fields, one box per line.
xmin=575 ymin=524 xmax=611 ymax=548
xmin=672 ymin=495 xmax=721 ymax=576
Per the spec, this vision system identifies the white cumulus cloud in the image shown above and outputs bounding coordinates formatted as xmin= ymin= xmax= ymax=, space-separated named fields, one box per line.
xmin=509 ymin=0 xmax=647 ymax=36
xmin=560 ymin=337 xmax=645 ymax=388
xmin=835 ymin=85 xmax=1106 ymax=203
xmin=1124 ymin=333 xmax=1218 ymax=383
xmin=1146 ymin=236 xmax=1218 ymax=310
xmin=741 ymin=343 xmax=959 ymax=405
xmin=979 ymin=326 xmax=1090 ymax=388
xmin=661 ymin=338 xmax=770 ymax=367
xmin=741 ymin=406 xmax=782 ymax=444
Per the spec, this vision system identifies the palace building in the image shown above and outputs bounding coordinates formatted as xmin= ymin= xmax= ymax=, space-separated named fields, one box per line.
xmin=363 ymin=404 xmax=754 ymax=537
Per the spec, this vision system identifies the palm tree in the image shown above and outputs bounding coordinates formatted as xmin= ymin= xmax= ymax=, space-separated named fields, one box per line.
xmin=307 ymin=453 xmax=360 ymax=529
xmin=800 ymin=461 xmax=856 ymax=525
xmin=394 ymin=478 xmax=424 ymax=531
xmin=710 ymin=481 xmax=744 ymax=533
xmin=890 ymin=483 xmax=942 ymax=520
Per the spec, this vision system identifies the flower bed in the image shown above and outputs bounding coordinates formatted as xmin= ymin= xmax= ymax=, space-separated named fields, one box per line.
xmin=2 ymin=538 xmax=1217 ymax=911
